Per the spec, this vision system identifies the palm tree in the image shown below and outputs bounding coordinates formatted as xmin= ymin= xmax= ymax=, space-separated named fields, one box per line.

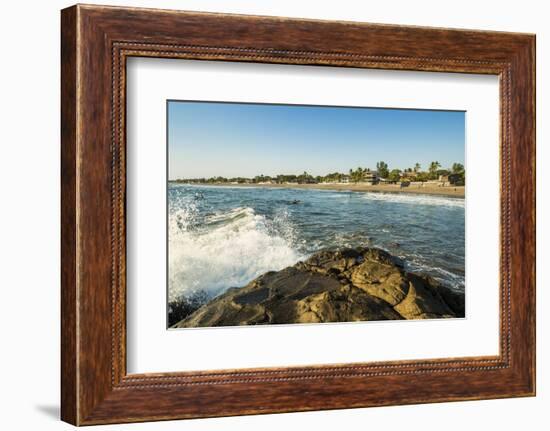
xmin=452 ymin=163 xmax=465 ymax=174
xmin=376 ymin=161 xmax=389 ymax=179
xmin=428 ymin=161 xmax=441 ymax=179
xmin=414 ymin=163 xmax=421 ymax=173
xmin=357 ymin=170 xmax=362 ymax=182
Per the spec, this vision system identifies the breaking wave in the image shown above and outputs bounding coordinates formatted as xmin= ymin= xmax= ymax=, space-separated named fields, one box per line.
xmin=361 ymin=192 xmax=465 ymax=208
xmin=168 ymin=201 xmax=304 ymax=301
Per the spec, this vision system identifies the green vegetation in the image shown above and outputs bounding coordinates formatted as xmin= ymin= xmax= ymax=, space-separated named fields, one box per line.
xmin=376 ymin=161 xmax=389 ymax=178
xmin=428 ymin=161 xmax=442 ymax=180
xmin=349 ymin=167 xmax=369 ymax=183
xmin=388 ymin=169 xmax=402 ymax=182
xmin=172 ymin=161 xmax=466 ymax=185
xmin=451 ymin=162 xmax=466 ymax=186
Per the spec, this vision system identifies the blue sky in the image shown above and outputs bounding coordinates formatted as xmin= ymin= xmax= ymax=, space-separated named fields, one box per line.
xmin=168 ymin=101 xmax=465 ymax=179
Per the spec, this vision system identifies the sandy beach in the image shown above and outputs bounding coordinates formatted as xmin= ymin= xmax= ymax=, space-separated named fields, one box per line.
xmin=175 ymin=182 xmax=465 ymax=198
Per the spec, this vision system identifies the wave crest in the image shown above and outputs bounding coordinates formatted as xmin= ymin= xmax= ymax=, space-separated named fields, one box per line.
xmin=361 ymin=192 xmax=464 ymax=208
xmin=168 ymin=204 xmax=304 ymax=301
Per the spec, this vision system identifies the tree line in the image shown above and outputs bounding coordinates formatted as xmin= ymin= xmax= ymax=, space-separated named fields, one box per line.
xmin=173 ymin=162 xmax=465 ymax=186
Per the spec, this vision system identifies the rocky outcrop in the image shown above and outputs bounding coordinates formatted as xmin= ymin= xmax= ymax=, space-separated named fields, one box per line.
xmin=172 ymin=248 xmax=464 ymax=328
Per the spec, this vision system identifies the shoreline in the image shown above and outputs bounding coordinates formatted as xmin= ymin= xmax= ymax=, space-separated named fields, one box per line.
xmin=170 ymin=182 xmax=465 ymax=198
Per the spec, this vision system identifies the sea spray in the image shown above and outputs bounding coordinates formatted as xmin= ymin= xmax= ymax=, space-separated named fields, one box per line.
xmin=168 ymin=202 xmax=305 ymax=302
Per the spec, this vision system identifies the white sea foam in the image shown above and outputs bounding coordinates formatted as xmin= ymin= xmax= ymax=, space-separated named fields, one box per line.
xmin=361 ymin=192 xmax=465 ymax=208
xmin=168 ymin=205 xmax=304 ymax=301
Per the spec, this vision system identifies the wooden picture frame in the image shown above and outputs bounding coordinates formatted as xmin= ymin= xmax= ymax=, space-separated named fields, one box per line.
xmin=61 ymin=4 xmax=535 ymax=425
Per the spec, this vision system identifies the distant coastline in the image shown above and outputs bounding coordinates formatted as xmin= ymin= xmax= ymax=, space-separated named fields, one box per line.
xmin=168 ymin=181 xmax=465 ymax=198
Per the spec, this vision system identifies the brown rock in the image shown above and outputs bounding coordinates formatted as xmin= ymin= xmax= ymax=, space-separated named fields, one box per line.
xmin=295 ymin=285 xmax=403 ymax=323
xmin=350 ymin=260 xmax=409 ymax=305
xmin=172 ymin=247 xmax=465 ymax=328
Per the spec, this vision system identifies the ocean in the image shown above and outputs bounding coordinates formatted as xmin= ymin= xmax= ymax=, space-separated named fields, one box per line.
xmin=168 ymin=184 xmax=465 ymax=303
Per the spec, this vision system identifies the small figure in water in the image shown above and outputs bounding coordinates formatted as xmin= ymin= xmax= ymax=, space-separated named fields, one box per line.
xmin=290 ymin=199 xmax=301 ymax=205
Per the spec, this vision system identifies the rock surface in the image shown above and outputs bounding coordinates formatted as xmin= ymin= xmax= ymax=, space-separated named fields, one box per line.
xmin=172 ymin=248 xmax=465 ymax=328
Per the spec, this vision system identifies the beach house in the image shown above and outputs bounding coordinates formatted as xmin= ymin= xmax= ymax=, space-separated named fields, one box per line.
xmin=363 ymin=171 xmax=379 ymax=185
xmin=438 ymin=173 xmax=462 ymax=186
xmin=401 ymin=171 xmax=417 ymax=180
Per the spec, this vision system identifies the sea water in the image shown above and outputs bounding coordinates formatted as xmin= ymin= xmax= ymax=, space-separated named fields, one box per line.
xmin=168 ymin=184 xmax=465 ymax=302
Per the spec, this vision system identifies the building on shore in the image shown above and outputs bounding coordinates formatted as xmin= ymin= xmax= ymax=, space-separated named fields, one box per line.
xmin=439 ymin=173 xmax=462 ymax=185
xmin=401 ymin=171 xmax=417 ymax=180
xmin=363 ymin=171 xmax=379 ymax=185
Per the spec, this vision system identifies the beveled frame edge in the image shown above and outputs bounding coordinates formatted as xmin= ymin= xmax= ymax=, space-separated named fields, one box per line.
xmin=61 ymin=4 xmax=535 ymax=426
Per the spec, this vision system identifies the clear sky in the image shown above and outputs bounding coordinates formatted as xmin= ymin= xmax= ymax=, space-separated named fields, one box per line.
xmin=168 ymin=100 xmax=465 ymax=179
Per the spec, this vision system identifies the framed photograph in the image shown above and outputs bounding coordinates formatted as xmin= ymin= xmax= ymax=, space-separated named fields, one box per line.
xmin=61 ymin=4 xmax=535 ymax=425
